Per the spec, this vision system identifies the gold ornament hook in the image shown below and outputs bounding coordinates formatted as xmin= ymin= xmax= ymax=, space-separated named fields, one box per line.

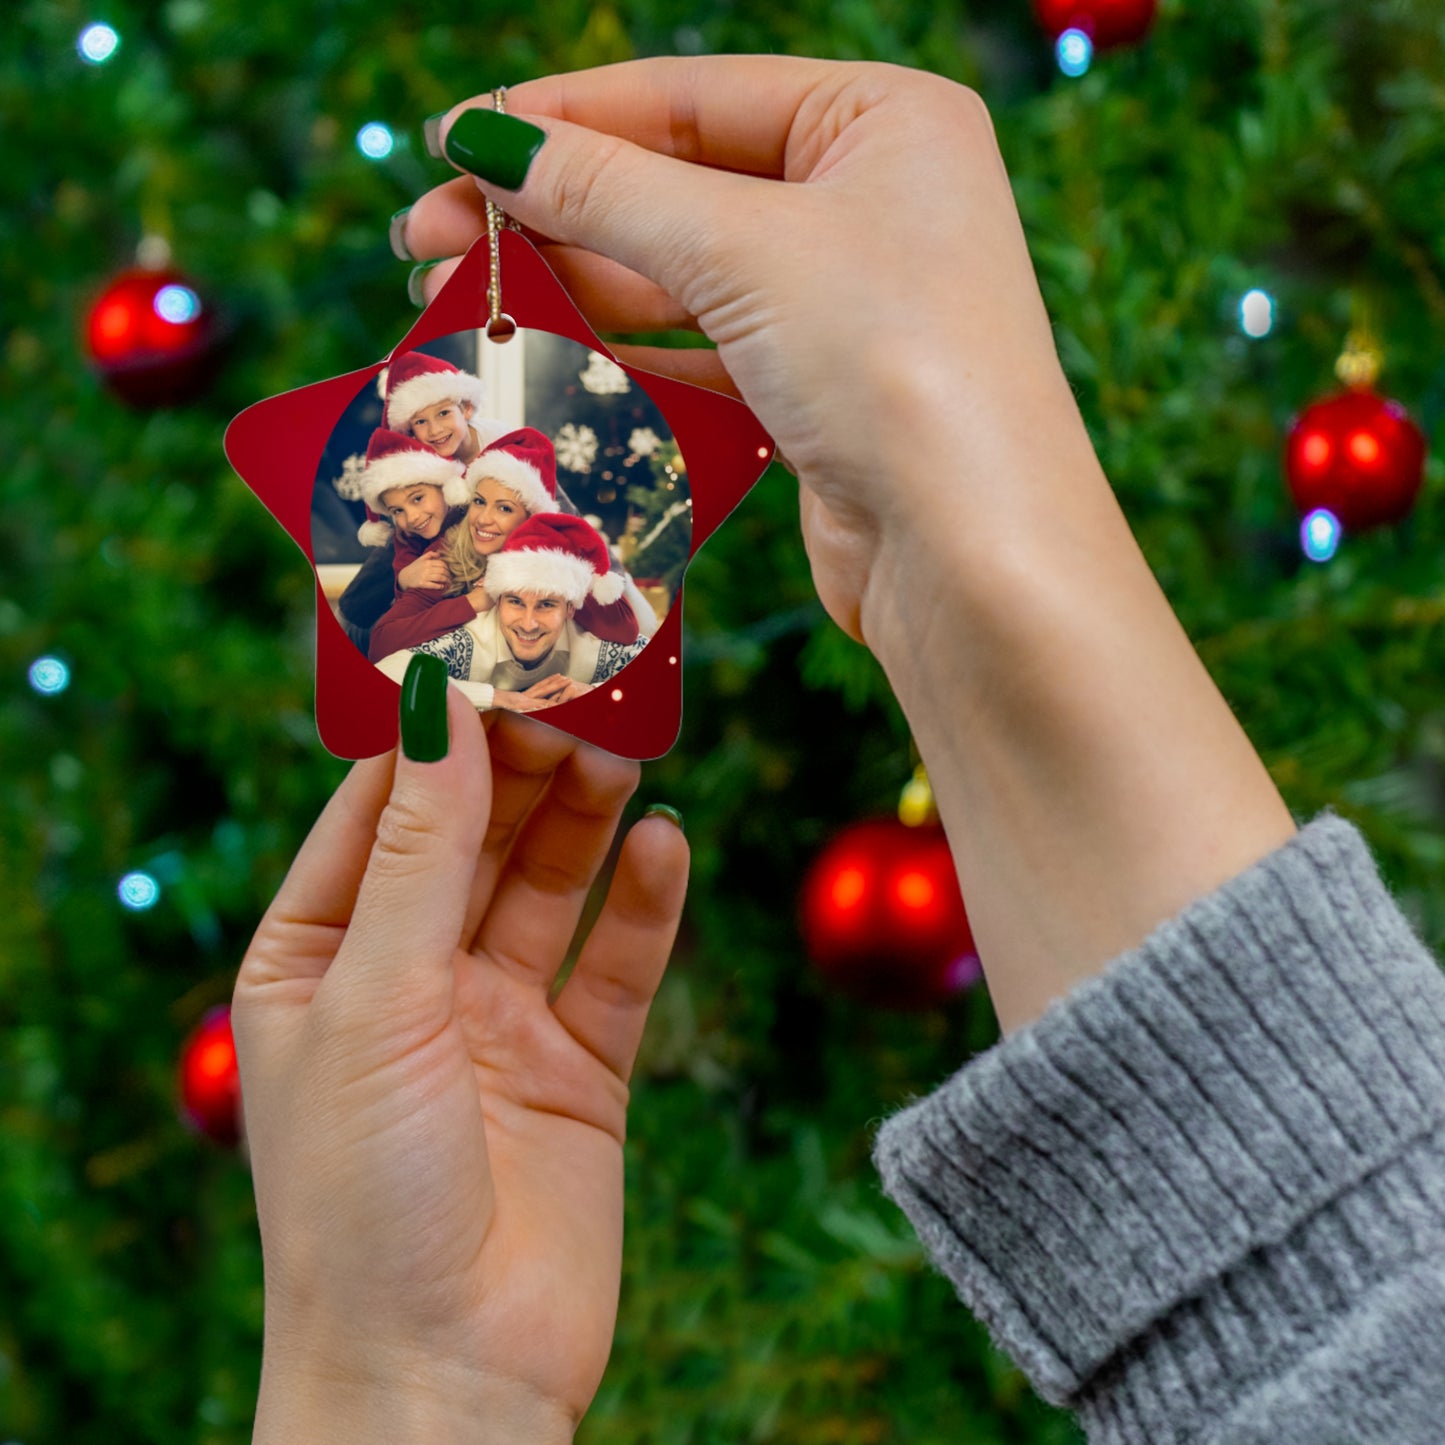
xmin=484 ymin=87 xmax=518 ymax=343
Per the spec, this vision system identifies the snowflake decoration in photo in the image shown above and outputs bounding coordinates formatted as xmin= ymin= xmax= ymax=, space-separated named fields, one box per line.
xmin=224 ymin=229 xmax=773 ymax=761
xmin=579 ymin=350 xmax=631 ymax=396
xmin=332 ymin=452 xmax=367 ymax=501
xmin=554 ymin=421 xmax=600 ymax=472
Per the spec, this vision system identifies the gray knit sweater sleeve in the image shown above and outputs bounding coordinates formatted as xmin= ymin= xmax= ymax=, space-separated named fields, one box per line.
xmin=873 ymin=815 xmax=1445 ymax=1444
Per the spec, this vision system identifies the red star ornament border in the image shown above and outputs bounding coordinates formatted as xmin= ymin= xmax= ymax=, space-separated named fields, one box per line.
xmin=225 ymin=230 xmax=773 ymax=761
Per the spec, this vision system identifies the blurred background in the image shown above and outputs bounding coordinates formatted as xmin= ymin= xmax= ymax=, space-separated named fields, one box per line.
xmin=3 ymin=0 xmax=1443 ymax=1440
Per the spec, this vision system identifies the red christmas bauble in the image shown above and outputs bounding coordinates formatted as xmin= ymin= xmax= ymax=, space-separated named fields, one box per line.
xmin=84 ymin=267 xmax=221 ymax=407
xmin=800 ymin=818 xmax=981 ymax=1010
xmin=1285 ymin=388 xmax=1427 ymax=532
xmin=178 ymin=1005 xmax=242 ymax=1147
xmin=1033 ymin=0 xmax=1157 ymax=48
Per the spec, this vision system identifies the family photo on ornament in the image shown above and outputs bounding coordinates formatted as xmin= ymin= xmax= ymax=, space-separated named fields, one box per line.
xmin=310 ymin=334 xmax=692 ymax=714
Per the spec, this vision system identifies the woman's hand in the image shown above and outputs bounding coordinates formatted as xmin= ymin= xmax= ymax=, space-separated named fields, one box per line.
xmin=234 ymin=696 xmax=688 ymax=1443
xmin=468 ymin=579 xmax=495 ymax=614
xmin=400 ymin=57 xmax=1083 ymax=643
xmin=401 ymin=58 xmax=1294 ymax=1033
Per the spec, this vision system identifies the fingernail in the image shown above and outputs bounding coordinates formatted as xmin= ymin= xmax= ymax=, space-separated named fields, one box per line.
xmin=400 ymin=653 xmax=449 ymax=761
xmin=407 ymin=260 xmax=442 ymax=308
xmin=644 ymin=803 xmax=684 ymax=834
xmin=423 ymin=112 xmax=446 ymax=159
xmin=443 ymin=108 xmax=546 ymax=191
xmin=388 ymin=206 xmax=413 ymax=262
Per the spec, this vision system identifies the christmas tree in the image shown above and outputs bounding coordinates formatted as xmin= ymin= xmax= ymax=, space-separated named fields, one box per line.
xmin=3 ymin=1 xmax=1443 ymax=1442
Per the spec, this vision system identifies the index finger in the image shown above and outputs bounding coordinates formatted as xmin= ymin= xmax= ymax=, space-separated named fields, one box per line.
xmin=446 ymin=55 xmax=848 ymax=179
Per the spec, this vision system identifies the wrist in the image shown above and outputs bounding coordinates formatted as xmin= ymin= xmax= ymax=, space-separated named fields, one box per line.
xmin=254 ymin=1345 xmax=574 ymax=1445
xmin=855 ymin=376 xmax=1116 ymax=681
xmin=850 ymin=384 xmax=1293 ymax=1032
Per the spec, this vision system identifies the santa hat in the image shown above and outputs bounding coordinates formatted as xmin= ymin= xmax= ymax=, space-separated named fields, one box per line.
xmin=464 ymin=428 xmax=558 ymax=517
xmin=383 ymin=351 xmax=488 ymax=432
xmin=355 ymin=428 xmax=468 ymax=546
xmin=483 ymin=513 xmax=625 ymax=607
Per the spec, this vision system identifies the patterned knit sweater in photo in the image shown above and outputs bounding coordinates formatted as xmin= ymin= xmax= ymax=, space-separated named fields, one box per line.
xmin=874 ymin=815 xmax=1445 ymax=1443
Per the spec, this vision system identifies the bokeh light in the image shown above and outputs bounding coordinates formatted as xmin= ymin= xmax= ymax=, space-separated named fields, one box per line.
xmin=118 ymin=871 xmax=161 ymax=911
xmin=1239 ymin=289 xmax=1275 ymax=338
xmin=153 ymin=284 xmax=201 ymax=324
xmin=356 ymin=122 xmax=395 ymax=159
xmin=1057 ymin=29 xmax=1093 ymax=76
xmin=1301 ymin=508 xmax=1342 ymax=563
xmin=78 ymin=23 xmax=120 ymax=64
xmin=28 ymin=657 xmax=70 ymax=695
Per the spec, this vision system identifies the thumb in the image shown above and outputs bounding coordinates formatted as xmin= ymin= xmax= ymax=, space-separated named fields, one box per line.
xmin=439 ymin=103 xmax=766 ymax=320
xmin=326 ymin=664 xmax=490 ymax=1023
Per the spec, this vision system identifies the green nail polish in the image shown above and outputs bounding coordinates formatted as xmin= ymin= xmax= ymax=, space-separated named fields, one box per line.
xmin=407 ymin=260 xmax=442 ymax=308
xmin=388 ymin=206 xmax=413 ymax=262
xmin=423 ymin=112 xmax=446 ymax=159
xmin=400 ymin=653 xmax=449 ymax=762
xmin=644 ymin=803 xmax=684 ymax=834
xmin=443 ymin=108 xmax=545 ymax=191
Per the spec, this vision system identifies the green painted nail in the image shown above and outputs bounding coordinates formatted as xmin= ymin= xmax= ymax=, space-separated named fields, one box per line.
xmin=407 ymin=260 xmax=442 ymax=308
xmin=423 ymin=112 xmax=446 ymax=159
xmin=400 ymin=652 xmax=449 ymax=762
xmin=388 ymin=206 xmax=413 ymax=262
xmin=644 ymin=803 xmax=684 ymax=834
xmin=443 ymin=108 xmax=546 ymax=191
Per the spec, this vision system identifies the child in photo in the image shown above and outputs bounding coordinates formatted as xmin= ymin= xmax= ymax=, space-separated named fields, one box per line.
xmin=354 ymin=428 xmax=472 ymax=596
xmin=383 ymin=351 xmax=499 ymax=469
xmin=337 ymin=354 xmax=511 ymax=649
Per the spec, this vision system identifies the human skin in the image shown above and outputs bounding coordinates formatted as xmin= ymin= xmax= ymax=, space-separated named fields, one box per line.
xmin=379 ymin=482 xmax=449 ymax=541
xmin=497 ymin=591 xmax=573 ymax=664
xmin=238 ymin=702 xmax=687 ymax=1445
xmin=397 ymin=551 xmax=452 ymax=591
xmin=401 ymin=57 xmax=1295 ymax=1036
xmin=463 ymin=477 xmax=529 ymax=613
xmin=409 ymin=397 xmax=478 ymax=461
xmin=468 ymin=477 xmax=527 ymax=555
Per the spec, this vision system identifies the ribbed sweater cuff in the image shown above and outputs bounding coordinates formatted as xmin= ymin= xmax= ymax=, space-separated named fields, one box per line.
xmin=872 ymin=815 xmax=1445 ymax=1425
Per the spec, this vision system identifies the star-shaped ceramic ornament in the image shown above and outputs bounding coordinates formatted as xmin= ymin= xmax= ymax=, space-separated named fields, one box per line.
xmin=225 ymin=229 xmax=773 ymax=761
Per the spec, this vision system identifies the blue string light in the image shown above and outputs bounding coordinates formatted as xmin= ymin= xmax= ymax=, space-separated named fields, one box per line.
xmin=118 ymin=872 xmax=161 ymax=911
xmin=1301 ymin=508 xmax=1341 ymax=563
xmin=1239 ymin=289 xmax=1275 ymax=338
xmin=154 ymin=284 xmax=201 ymax=324
xmin=78 ymin=23 xmax=120 ymax=64
xmin=1057 ymin=29 xmax=1093 ymax=77
xmin=356 ymin=123 xmax=395 ymax=160
xmin=28 ymin=657 xmax=70 ymax=695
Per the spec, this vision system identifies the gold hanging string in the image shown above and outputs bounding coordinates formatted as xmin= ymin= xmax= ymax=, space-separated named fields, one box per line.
xmin=484 ymin=87 xmax=518 ymax=343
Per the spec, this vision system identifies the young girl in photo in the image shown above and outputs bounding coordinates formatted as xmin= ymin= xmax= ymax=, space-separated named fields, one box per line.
xmin=354 ymin=427 xmax=471 ymax=597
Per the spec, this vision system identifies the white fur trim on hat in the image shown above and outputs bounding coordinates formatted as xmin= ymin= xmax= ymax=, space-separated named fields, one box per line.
xmin=384 ymin=369 xmax=486 ymax=432
xmin=465 ymin=449 xmax=554 ymax=516
xmin=357 ymin=518 xmax=394 ymax=547
xmin=359 ymin=450 xmax=464 ymax=511
xmin=483 ymin=548 xmax=596 ymax=608
xmin=592 ymin=569 xmax=625 ymax=605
